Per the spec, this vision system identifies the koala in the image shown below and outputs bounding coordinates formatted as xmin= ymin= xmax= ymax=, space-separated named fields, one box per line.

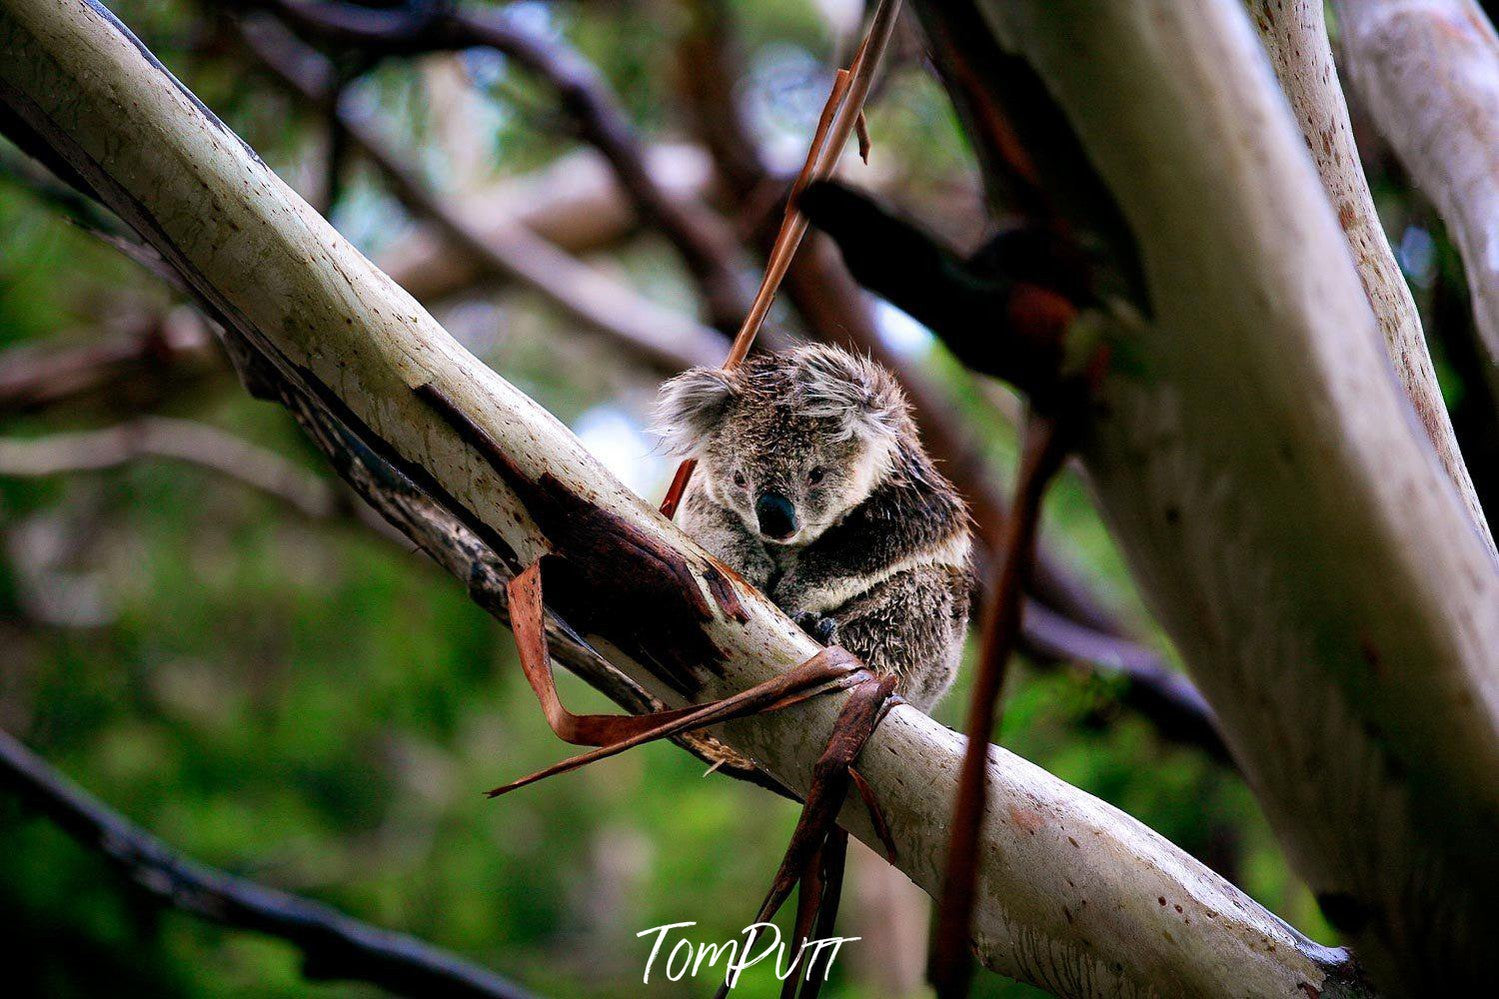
xmin=654 ymin=344 xmax=972 ymax=709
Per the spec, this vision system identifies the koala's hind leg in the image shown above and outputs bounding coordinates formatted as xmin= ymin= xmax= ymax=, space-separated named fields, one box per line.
xmin=679 ymin=486 xmax=775 ymax=591
xmin=829 ymin=564 xmax=971 ymax=711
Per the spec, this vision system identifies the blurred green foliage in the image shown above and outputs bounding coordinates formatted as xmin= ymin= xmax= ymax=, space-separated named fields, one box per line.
xmin=0 ymin=1 xmax=1363 ymax=996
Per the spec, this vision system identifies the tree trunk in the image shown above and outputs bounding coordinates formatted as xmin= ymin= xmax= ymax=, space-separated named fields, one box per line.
xmin=914 ymin=1 xmax=1499 ymax=992
xmin=0 ymin=1 xmax=1371 ymax=995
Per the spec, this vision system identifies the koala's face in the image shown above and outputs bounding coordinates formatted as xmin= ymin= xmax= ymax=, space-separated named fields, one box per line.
xmin=655 ymin=346 xmax=907 ymax=547
xmin=698 ymin=406 xmax=884 ymax=546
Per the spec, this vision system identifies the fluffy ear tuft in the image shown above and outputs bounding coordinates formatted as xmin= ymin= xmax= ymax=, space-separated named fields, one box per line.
xmin=651 ymin=366 xmax=739 ymax=454
xmin=791 ymin=345 xmax=908 ymax=444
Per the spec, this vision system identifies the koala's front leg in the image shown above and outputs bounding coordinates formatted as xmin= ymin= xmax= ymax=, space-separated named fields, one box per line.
xmin=808 ymin=565 xmax=971 ymax=711
xmin=679 ymin=486 xmax=775 ymax=592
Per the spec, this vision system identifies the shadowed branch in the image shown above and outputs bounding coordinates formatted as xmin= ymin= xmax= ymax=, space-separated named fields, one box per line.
xmin=0 ymin=729 xmax=536 ymax=999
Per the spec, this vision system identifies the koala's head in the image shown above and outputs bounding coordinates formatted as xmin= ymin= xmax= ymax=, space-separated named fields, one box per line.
xmin=654 ymin=344 xmax=910 ymax=547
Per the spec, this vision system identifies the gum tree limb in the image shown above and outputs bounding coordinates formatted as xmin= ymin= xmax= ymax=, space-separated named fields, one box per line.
xmin=1248 ymin=0 xmax=1493 ymax=549
xmin=1332 ymin=0 xmax=1499 ymax=411
xmin=0 ymin=2 xmax=1365 ymax=994
xmin=914 ymin=0 xmax=1499 ymax=991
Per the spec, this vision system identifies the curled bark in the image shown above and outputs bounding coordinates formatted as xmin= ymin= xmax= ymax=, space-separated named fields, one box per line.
xmin=0 ymin=2 xmax=1365 ymax=993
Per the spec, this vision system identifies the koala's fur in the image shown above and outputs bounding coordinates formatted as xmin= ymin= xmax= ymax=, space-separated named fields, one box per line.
xmin=654 ymin=344 xmax=972 ymax=709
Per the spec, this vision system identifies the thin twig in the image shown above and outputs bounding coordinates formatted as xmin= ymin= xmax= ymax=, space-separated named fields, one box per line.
xmin=0 ymin=728 xmax=536 ymax=999
xmin=722 ymin=0 xmax=902 ymax=370
xmin=657 ymin=0 xmax=903 ymax=518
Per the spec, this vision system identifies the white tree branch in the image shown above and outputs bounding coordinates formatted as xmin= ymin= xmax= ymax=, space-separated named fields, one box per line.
xmin=1333 ymin=0 xmax=1499 ymax=394
xmin=0 ymin=1 xmax=1367 ymax=995
xmin=1248 ymin=0 xmax=1493 ymax=549
xmin=953 ymin=0 xmax=1499 ymax=990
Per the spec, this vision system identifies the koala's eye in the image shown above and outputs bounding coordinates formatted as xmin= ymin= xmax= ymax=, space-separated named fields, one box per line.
xmin=733 ymin=470 xmax=747 ymax=488
xmin=807 ymin=466 xmax=826 ymax=484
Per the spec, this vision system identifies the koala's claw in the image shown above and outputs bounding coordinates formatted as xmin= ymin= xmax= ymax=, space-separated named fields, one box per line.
xmin=794 ymin=612 xmax=839 ymax=645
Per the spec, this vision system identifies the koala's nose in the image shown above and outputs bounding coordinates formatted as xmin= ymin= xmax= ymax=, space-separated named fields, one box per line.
xmin=755 ymin=492 xmax=798 ymax=540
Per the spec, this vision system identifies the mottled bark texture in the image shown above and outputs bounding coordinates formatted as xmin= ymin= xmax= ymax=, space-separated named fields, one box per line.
xmin=1248 ymin=0 xmax=1492 ymax=550
xmin=1333 ymin=0 xmax=1499 ymax=418
xmin=913 ymin=1 xmax=1499 ymax=993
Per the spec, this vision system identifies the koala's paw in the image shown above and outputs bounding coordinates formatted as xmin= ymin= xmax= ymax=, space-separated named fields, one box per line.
xmin=793 ymin=611 xmax=839 ymax=646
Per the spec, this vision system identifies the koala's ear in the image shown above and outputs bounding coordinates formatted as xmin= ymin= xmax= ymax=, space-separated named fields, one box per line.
xmin=794 ymin=345 xmax=907 ymax=443
xmin=652 ymin=366 xmax=739 ymax=454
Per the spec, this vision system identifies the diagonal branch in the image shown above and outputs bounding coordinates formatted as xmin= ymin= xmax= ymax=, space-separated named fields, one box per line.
xmin=237 ymin=13 xmax=725 ymax=375
xmin=1332 ymin=0 xmax=1499 ymax=459
xmin=0 ymin=728 xmax=536 ymax=999
xmin=377 ymin=143 xmax=714 ymax=304
xmin=254 ymin=0 xmax=752 ymax=334
xmin=1248 ymin=0 xmax=1492 ymax=549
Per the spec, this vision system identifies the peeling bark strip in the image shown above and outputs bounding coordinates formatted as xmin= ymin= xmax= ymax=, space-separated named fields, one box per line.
xmin=415 ymin=380 xmax=726 ymax=694
xmin=0 ymin=2 xmax=1371 ymax=994
xmin=919 ymin=0 xmax=1499 ymax=992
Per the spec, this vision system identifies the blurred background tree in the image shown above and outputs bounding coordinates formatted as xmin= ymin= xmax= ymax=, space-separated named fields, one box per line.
xmin=5 ymin=0 xmax=1487 ymax=995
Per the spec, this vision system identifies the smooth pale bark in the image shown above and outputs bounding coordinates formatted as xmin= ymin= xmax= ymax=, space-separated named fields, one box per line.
xmin=954 ymin=0 xmax=1499 ymax=991
xmin=1248 ymin=0 xmax=1493 ymax=549
xmin=1333 ymin=0 xmax=1499 ymax=387
xmin=0 ymin=2 xmax=1365 ymax=995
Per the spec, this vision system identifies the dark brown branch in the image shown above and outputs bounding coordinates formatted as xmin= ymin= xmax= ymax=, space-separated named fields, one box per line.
xmin=235 ymin=14 xmax=725 ymax=374
xmin=674 ymin=0 xmax=1130 ymax=635
xmin=932 ymin=409 xmax=1070 ymax=998
xmin=0 ymin=728 xmax=535 ymax=999
xmin=253 ymin=0 xmax=751 ymax=334
xmin=800 ymin=180 xmax=1081 ymax=396
xmin=0 ymin=312 xmax=221 ymax=417
xmin=1021 ymin=599 xmax=1229 ymax=764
